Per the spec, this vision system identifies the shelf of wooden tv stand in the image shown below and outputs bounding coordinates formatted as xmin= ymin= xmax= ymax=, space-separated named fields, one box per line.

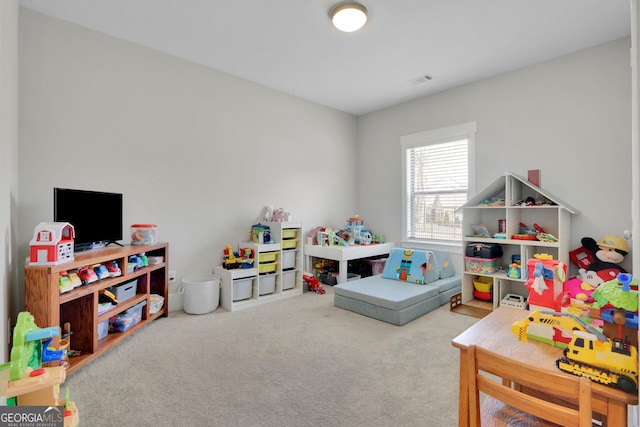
xmin=25 ymin=243 xmax=169 ymax=375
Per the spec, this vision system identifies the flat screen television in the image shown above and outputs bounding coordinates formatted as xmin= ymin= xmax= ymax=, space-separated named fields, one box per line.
xmin=54 ymin=188 xmax=123 ymax=252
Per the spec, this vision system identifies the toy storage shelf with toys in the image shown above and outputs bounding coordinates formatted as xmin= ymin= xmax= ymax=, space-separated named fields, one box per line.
xmin=24 ymin=242 xmax=169 ymax=375
xmin=215 ymin=222 xmax=303 ymax=312
xmin=266 ymin=221 xmax=304 ymax=292
xmin=453 ymin=172 xmax=578 ymax=318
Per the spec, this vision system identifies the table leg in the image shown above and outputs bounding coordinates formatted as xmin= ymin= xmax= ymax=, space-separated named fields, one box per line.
xmin=458 ymin=349 xmax=470 ymax=427
xmin=338 ymin=260 xmax=348 ymax=284
xmin=304 ymin=254 xmax=311 ymax=274
xmin=604 ymin=399 xmax=627 ymax=427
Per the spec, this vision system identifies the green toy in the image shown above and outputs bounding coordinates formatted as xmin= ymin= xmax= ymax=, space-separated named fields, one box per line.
xmin=592 ymin=273 xmax=639 ymax=312
xmin=1 ymin=311 xmax=65 ymax=382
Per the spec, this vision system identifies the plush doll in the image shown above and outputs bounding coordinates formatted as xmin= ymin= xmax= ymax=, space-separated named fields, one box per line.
xmin=579 ymin=235 xmax=628 ymax=286
xmin=566 ymin=235 xmax=629 ymax=303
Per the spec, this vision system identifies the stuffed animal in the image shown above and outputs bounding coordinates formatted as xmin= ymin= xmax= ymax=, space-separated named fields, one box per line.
xmin=565 ymin=235 xmax=629 ymax=303
xmin=578 ymin=235 xmax=629 ymax=286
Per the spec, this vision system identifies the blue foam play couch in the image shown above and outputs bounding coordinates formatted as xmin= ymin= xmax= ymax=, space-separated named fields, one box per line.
xmin=333 ymin=248 xmax=461 ymax=325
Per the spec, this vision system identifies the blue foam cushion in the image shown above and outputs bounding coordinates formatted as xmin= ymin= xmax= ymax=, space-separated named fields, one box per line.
xmin=432 ymin=250 xmax=455 ymax=279
xmin=423 ymin=251 xmax=440 ymax=284
xmin=382 ymin=248 xmax=440 ymax=285
xmin=334 ymin=275 xmax=439 ymax=311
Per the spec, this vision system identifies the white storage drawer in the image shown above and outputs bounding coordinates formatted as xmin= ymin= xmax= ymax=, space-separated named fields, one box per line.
xmin=259 ymin=273 xmax=276 ymax=295
xmin=282 ymin=270 xmax=296 ymax=290
xmin=233 ymin=277 xmax=254 ymax=301
xmin=282 ymin=250 xmax=296 ymax=270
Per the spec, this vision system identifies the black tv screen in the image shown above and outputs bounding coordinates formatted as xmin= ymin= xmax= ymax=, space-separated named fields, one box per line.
xmin=54 ymin=188 xmax=123 ymax=251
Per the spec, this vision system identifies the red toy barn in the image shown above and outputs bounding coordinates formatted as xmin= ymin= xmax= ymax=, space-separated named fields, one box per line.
xmin=29 ymin=222 xmax=75 ymax=266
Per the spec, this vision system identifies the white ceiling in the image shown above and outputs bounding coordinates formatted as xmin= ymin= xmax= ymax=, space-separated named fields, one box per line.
xmin=18 ymin=0 xmax=631 ymax=116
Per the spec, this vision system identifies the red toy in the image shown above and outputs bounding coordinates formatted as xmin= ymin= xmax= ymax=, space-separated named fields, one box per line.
xmin=303 ymin=274 xmax=325 ymax=295
xmin=29 ymin=222 xmax=75 ymax=266
xmin=78 ymin=267 xmax=98 ymax=285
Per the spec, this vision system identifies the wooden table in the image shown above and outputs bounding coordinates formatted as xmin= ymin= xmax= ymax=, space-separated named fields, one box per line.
xmin=452 ymin=306 xmax=638 ymax=426
xmin=304 ymin=242 xmax=395 ymax=284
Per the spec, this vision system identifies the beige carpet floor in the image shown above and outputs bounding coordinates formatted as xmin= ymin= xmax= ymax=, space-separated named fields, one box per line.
xmin=65 ymin=286 xmax=479 ymax=427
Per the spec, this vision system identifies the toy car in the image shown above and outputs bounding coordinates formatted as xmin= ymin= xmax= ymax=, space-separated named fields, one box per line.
xmin=93 ymin=264 xmax=110 ymax=280
xmin=128 ymin=255 xmax=144 ymax=271
xmin=68 ymin=272 xmax=82 ymax=288
xmin=105 ymin=261 xmax=122 ymax=277
xmin=59 ymin=273 xmax=74 ymax=293
xmin=78 ymin=267 xmax=98 ymax=285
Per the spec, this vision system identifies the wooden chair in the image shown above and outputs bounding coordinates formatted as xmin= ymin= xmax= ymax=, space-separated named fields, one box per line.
xmin=467 ymin=344 xmax=593 ymax=427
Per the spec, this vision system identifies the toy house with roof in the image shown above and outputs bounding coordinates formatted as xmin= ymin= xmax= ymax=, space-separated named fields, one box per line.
xmin=29 ymin=222 xmax=75 ymax=266
xmin=455 ymin=171 xmax=578 ymax=317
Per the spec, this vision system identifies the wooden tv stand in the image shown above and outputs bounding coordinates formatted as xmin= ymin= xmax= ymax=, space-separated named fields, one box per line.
xmin=24 ymin=243 xmax=169 ymax=375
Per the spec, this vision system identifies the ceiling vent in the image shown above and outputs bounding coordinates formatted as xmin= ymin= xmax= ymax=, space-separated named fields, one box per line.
xmin=411 ymin=75 xmax=433 ymax=85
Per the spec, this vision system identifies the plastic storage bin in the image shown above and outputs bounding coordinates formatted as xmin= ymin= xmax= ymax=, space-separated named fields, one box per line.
xmin=281 ymin=239 xmax=298 ymax=249
xmin=180 ymin=274 xmax=220 ymax=314
xmin=109 ymin=300 xmax=146 ymax=332
xmin=258 ymin=261 xmax=277 ymax=274
xmin=281 ymin=270 xmax=296 ymax=290
xmin=98 ymin=320 xmax=109 ymax=339
xmin=364 ymin=258 xmax=387 ymax=275
xmin=282 ymin=229 xmax=297 ymax=239
xmin=111 ymin=279 xmax=137 ymax=302
xmin=320 ymin=272 xmax=337 ymax=286
xmin=130 ymin=224 xmax=157 ymax=245
xmin=472 ymin=276 xmax=493 ymax=293
xmin=233 ymin=277 xmax=254 ymax=301
xmin=281 ymin=250 xmax=296 ymax=269
xmin=259 ymin=273 xmax=276 ymax=295
xmin=259 ymin=252 xmax=278 ymax=263
xmin=472 ymin=276 xmax=493 ymax=301
xmin=464 ymin=256 xmax=500 ymax=274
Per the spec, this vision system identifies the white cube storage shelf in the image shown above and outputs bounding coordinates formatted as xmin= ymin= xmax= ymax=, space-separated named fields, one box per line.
xmin=215 ymin=222 xmax=303 ymax=312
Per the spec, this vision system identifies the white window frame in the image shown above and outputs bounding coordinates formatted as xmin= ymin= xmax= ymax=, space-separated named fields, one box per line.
xmin=401 ymin=122 xmax=476 ymax=251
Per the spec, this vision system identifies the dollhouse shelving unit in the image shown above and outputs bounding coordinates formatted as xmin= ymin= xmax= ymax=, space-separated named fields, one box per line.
xmin=452 ymin=172 xmax=578 ymax=318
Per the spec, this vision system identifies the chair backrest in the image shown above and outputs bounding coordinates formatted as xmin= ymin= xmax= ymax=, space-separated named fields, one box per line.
xmin=467 ymin=345 xmax=593 ymax=427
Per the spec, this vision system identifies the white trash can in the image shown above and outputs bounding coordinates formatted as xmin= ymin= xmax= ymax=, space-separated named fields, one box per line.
xmin=179 ymin=274 xmax=220 ymax=314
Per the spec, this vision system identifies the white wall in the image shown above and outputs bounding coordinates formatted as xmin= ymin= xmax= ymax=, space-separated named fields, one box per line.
xmin=358 ymin=38 xmax=633 ymax=272
xmin=15 ymin=10 xmax=636 ymax=317
xmin=17 ymin=9 xmax=358 ymax=311
xmin=632 ymin=3 xmax=639 ymax=419
xmin=633 ymin=0 xmax=639 ymax=279
xmin=0 ymin=0 xmax=19 ymax=362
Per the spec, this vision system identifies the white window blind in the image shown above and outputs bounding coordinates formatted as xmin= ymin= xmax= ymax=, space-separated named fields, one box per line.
xmin=401 ymin=122 xmax=475 ymax=243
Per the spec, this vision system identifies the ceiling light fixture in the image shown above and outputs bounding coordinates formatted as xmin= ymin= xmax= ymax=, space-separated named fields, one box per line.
xmin=330 ymin=3 xmax=368 ymax=32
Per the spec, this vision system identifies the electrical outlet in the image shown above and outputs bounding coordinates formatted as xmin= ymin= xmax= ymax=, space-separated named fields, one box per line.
xmin=168 ymin=270 xmax=176 ymax=283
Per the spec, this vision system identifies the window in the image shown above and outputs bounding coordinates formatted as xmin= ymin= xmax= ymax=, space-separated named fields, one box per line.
xmin=401 ymin=122 xmax=476 ymax=243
